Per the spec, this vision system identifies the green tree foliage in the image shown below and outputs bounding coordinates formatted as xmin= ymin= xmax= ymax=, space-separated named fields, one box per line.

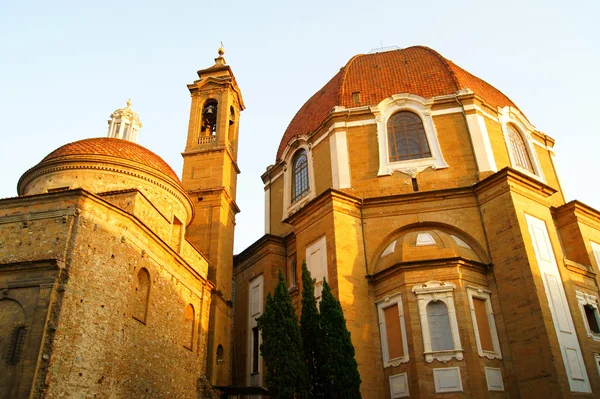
xmin=256 ymin=270 xmax=308 ymax=399
xmin=318 ymin=279 xmax=362 ymax=398
xmin=300 ymin=261 xmax=323 ymax=397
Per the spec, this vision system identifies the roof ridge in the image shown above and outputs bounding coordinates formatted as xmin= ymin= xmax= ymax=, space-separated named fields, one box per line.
xmin=415 ymin=46 xmax=461 ymax=92
xmin=338 ymin=53 xmax=364 ymax=105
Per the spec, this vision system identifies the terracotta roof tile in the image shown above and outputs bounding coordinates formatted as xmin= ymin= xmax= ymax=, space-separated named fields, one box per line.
xmin=276 ymin=46 xmax=518 ymax=160
xmin=41 ymin=138 xmax=181 ymax=184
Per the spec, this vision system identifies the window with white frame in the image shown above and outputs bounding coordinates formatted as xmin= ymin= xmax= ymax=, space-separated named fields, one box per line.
xmin=373 ymin=94 xmax=448 ymax=177
xmin=281 ymin=139 xmax=316 ymax=219
xmin=306 ymin=236 xmax=327 ymax=302
xmin=387 ymin=111 xmax=431 ymax=162
xmin=498 ymin=106 xmax=545 ymax=181
xmin=412 ymin=281 xmax=463 ymax=363
xmin=376 ymin=293 xmax=409 ymax=367
xmin=291 ymin=149 xmax=310 ymax=203
xmin=507 ymin=124 xmax=534 ymax=173
xmin=576 ymin=290 xmax=600 ymax=340
xmin=247 ymin=275 xmax=263 ymax=386
xmin=466 ymin=286 xmax=502 ymax=359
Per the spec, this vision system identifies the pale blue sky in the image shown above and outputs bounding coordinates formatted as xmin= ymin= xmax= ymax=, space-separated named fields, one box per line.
xmin=1 ymin=1 xmax=598 ymax=252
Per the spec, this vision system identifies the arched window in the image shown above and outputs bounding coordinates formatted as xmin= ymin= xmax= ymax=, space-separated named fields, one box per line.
xmin=291 ymin=150 xmax=309 ymax=203
xmin=507 ymin=124 xmax=533 ymax=173
xmin=387 ymin=111 xmax=431 ymax=162
xmin=133 ymin=268 xmax=150 ymax=323
xmin=184 ymin=304 xmax=195 ymax=350
xmin=216 ymin=344 xmax=224 ymax=362
xmin=426 ymin=301 xmax=453 ymax=351
xmin=201 ymin=99 xmax=218 ymax=136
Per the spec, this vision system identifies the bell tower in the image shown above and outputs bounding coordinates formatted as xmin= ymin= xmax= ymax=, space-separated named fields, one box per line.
xmin=181 ymin=46 xmax=244 ymax=386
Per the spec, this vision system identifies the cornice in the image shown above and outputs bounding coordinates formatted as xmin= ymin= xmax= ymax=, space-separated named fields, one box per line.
xmin=474 ymin=167 xmax=556 ymax=198
xmin=553 ymin=200 xmax=600 ymax=230
xmin=233 ymin=234 xmax=286 ymax=274
xmin=563 ymin=259 xmax=596 ymax=280
xmin=186 ymin=186 xmax=240 ymax=215
xmin=284 ymin=188 xmax=361 ymax=226
xmin=370 ymin=256 xmax=489 ymax=283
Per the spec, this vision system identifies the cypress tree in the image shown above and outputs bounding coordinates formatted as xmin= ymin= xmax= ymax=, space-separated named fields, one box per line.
xmin=300 ymin=261 xmax=323 ymax=397
xmin=318 ymin=279 xmax=362 ymax=398
xmin=257 ymin=270 xmax=308 ymax=398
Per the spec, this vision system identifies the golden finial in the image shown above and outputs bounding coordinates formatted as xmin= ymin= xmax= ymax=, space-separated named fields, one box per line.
xmin=126 ymin=98 xmax=131 ymax=108
xmin=218 ymin=41 xmax=225 ymax=56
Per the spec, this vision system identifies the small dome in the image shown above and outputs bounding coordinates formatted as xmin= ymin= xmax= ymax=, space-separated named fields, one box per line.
xmin=277 ymin=46 xmax=519 ymax=160
xmin=110 ymin=99 xmax=141 ymax=125
xmin=374 ymin=229 xmax=483 ymax=274
xmin=38 ymin=137 xmax=179 ymax=183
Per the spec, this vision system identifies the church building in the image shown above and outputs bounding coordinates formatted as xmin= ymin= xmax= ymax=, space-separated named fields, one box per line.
xmin=1 ymin=45 xmax=600 ymax=399
xmin=233 ymin=46 xmax=600 ymax=398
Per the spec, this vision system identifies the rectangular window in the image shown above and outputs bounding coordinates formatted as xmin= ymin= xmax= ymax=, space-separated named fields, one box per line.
xmin=384 ymin=304 xmax=404 ymax=359
xmin=467 ymin=287 xmax=502 ymax=359
xmin=376 ymin=293 xmax=409 ymax=367
xmin=473 ymin=298 xmax=494 ymax=352
xmin=248 ymin=275 xmax=263 ymax=385
xmin=306 ymin=236 xmax=327 ymax=302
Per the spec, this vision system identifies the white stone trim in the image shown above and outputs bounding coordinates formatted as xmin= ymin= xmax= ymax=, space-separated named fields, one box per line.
xmin=526 ymin=214 xmax=591 ymax=392
xmin=329 ymin=130 xmax=352 ymax=189
xmin=389 ymin=373 xmax=409 ymax=398
xmin=376 ymin=292 xmax=410 ymax=367
xmin=498 ymin=106 xmax=546 ymax=183
xmin=462 ymin=103 xmax=499 ymax=123
xmin=264 ymin=187 xmax=270 ymax=234
xmin=466 ymin=286 xmax=502 ymax=359
xmin=282 ymin=139 xmax=316 ymax=220
xmin=433 ymin=367 xmax=463 ymax=393
xmin=247 ymin=275 xmax=263 ymax=386
xmin=590 ymin=241 xmax=600 ymax=272
xmin=465 ymin=111 xmax=498 ymax=173
xmin=412 ymin=281 xmax=463 ymax=363
xmin=430 ymin=106 xmax=463 ymax=116
xmin=485 ymin=367 xmax=505 ymax=391
xmin=372 ymin=94 xmax=448 ymax=177
xmin=575 ymin=290 xmax=600 ymax=341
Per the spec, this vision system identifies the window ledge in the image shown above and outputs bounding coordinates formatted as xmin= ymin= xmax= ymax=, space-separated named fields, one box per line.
xmin=384 ymin=357 xmax=410 ymax=368
xmin=424 ymin=349 xmax=464 ymax=363
xmin=377 ymin=158 xmax=448 ymax=178
xmin=479 ymin=351 xmax=502 ymax=360
xmin=586 ymin=332 xmax=600 ymax=341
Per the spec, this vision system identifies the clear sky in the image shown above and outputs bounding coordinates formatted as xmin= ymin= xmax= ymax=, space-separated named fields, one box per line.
xmin=1 ymin=1 xmax=598 ymax=253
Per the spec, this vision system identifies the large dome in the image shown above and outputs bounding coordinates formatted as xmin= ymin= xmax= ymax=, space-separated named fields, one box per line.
xmin=39 ymin=137 xmax=179 ymax=184
xmin=277 ymin=45 xmax=518 ymax=160
xmin=17 ymin=137 xmax=193 ymax=224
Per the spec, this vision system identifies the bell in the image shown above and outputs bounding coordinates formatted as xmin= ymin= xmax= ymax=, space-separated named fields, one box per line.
xmin=204 ymin=105 xmax=215 ymax=115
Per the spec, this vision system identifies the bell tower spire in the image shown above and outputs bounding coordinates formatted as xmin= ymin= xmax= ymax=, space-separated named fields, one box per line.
xmin=181 ymin=46 xmax=245 ymax=386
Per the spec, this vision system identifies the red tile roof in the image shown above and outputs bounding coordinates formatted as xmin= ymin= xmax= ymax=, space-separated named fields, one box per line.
xmin=276 ymin=46 xmax=518 ymax=160
xmin=41 ymin=137 xmax=181 ymax=184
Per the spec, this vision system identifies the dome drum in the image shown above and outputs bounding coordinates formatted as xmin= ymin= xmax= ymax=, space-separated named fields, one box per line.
xmin=18 ymin=138 xmax=194 ymax=226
